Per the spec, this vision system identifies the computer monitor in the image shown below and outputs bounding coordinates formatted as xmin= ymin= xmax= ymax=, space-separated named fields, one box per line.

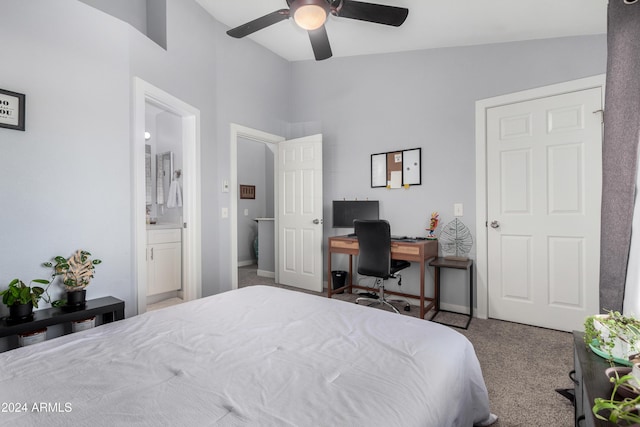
xmin=332 ymin=200 xmax=379 ymax=228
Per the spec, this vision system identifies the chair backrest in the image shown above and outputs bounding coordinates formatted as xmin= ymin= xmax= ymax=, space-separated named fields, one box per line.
xmin=354 ymin=219 xmax=391 ymax=279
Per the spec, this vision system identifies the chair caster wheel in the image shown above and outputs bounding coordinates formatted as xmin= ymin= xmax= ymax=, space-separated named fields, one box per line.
xmin=404 ymin=305 xmax=410 ymax=312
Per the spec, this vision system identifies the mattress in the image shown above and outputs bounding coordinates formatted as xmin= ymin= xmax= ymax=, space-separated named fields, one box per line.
xmin=0 ymin=285 xmax=495 ymax=426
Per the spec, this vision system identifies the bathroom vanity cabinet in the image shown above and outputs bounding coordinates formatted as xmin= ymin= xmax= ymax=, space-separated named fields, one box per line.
xmin=147 ymin=227 xmax=182 ymax=296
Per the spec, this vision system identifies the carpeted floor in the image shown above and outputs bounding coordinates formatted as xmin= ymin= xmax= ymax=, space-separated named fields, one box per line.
xmin=239 ymin=265 xmax=576 ymax=427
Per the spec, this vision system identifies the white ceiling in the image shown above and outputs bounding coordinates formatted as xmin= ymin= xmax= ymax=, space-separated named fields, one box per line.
xmin=195 ymin=0 xmax=608 ymax=62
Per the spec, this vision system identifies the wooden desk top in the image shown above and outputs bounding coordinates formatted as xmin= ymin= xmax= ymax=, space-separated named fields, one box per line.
xmin=328 ymin=235 xmax=437 ymax=262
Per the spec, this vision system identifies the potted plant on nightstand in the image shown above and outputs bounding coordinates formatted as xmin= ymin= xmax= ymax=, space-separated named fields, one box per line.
xmin=584 ymin=312 xmax=640 ymax=424
xmin=45 ymin=249 xmax=102 ymax=308
xmin=0 ymin=278 xmax=48 ymax=321
xmin=584 ymin=311 xmax=640 ymax=363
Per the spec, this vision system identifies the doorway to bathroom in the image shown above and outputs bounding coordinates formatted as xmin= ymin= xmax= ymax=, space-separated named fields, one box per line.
xmin=133 ymin=77 xmax=202 ymax=315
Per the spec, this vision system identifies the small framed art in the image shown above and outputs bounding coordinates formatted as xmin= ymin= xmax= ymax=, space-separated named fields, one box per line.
xmin=0 ymin=88 xmax=25 ymax=131
xmin=240 ymin=185 xmax=256 ymax=199
xmin=370 ymin=147 xmax=422 ymax=188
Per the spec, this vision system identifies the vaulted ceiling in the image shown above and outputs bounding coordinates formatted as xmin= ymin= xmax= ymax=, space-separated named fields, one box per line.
xmin=196 ymin=0 xmax=607 ymax=62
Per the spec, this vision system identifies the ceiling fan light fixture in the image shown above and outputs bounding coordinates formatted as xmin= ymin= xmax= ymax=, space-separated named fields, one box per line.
xmin=291 ymin=1 xmax=329 ymax=30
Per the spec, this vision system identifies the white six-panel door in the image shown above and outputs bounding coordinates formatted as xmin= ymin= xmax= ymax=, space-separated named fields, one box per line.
xmin=486 ymin=87 xmax=602 ymax=332
xmin=278 ymin=134 xmax=323 ymax=292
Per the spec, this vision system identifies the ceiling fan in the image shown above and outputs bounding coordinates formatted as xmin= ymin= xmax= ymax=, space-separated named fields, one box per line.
xmin=226 ymin=0 xmax=409 ymax=61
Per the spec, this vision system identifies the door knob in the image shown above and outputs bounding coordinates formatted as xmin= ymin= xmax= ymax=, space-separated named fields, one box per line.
xmin=490 ymin=220 xmax=500 ymax=229
xmin=313 ymin=218 xmax=323 ymax=225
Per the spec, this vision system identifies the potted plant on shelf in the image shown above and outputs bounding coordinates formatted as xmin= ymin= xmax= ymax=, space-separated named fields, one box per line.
xmin=592 ymin=369 xmax=640 ymax=424
xmin=45 ymin=249 xmax=102 ymax=308
xmin=0 ymin=278 xmax=48 ymax=321
xmin=584 ymin=311 xmax=640 ymax=362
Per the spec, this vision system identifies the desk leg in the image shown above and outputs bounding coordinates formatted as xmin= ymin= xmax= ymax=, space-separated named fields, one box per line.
xmin=469 ymin=264 xmax=473 ymax=318
xmin=434 ymin=266 xmax=441 ymax=311
xmin=420 ymin=260 xmax=425 ymax=318
xmin=348 ymin=254 xmax=353 ymax=294
xmin=327 ymin=250 xmax=333 ymax=298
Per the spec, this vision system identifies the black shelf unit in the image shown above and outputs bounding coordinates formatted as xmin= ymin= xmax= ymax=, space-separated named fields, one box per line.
xmin=0 ymin=296 xmax=124 ymax=339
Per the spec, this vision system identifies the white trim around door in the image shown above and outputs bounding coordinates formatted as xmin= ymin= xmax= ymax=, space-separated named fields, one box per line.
xmin=475 ymin=74 xmax=606 ymax=320
xmin=133 ymin=77 xmax=202 ymax=315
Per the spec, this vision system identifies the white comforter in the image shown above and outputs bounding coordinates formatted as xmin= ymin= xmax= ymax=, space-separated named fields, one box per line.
xmin=0 ymin=286 xmax=494 ymax=426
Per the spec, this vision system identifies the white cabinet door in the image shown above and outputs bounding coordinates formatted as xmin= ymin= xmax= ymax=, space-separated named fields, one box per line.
xmin=148 ymin=242 xmax=182 ymax=296
xmin=147 ymin=228 xmax=182 ymax=296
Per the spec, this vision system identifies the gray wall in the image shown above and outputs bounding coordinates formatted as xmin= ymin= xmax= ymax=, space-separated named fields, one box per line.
xmin=237 ymin=138 xmax=274 ymax=264
xmin=291 ymin=35 xmax=607 ymax=305
xmin=79 ymin=0 xmax=147 ymax=35
xmin=0 ymin=0 xmax=607 ymax=325
xmin=79 ymin=0 xmax=166 ymax=48
xmin=0 ymin=0 xmax=290 ymax=330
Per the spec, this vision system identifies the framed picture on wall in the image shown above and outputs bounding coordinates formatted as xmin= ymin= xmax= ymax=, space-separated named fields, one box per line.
xmin=240 ymin=185 xmax=255 ymax=199
xmin=0 ymin=88 xmax=25 ymax=131
xmin=402 ymin=148 xmax=422 ymax=185
xmin=371 ymin=147 xmax=422 ymax=188
xmin=371 ymin=153 xmax=387 ymax=188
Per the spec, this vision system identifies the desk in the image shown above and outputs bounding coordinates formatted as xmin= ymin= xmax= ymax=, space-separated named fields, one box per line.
xmin=327 ymin=236 xmax=438 ymax=318
xmin=429 ymin=257 xmax=473 ymax=329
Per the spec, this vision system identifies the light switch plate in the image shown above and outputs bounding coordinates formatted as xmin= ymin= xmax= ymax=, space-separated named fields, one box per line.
xmin=244 ymin=209 xmax=249 ymax=216
xmin=221 ymin=207 xmax=228 ymax=218
xmin=222 ymin=180 xmax=229 ymax=193
xmin=454 ymin=203 xmax=463 ymax=217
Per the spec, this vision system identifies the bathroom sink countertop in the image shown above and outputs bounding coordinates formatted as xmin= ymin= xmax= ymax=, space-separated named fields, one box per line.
xmin=147 ymin=223 xmax=182 ymax=230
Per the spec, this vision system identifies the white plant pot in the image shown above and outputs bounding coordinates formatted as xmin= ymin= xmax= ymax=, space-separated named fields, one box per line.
xmin=593 ymin=314 xmax=640 ymax=360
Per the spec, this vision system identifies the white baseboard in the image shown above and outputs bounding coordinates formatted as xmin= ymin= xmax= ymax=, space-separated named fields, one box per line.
xmin=238 ymin=259 xmax=256 ymax=267
xmin=257 ymin=269 xmax=275 ymax=278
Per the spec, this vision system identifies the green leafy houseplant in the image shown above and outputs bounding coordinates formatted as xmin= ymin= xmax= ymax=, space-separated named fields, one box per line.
xmin=0 ymin=278 xmax=48 ymax=308
xmin=45 ymin=249 xmax=102 ymax=292
xmin=593 ymin=371 xmax=640 ymax=424
xmin=584 ymin=311 xmax=640 ymax=361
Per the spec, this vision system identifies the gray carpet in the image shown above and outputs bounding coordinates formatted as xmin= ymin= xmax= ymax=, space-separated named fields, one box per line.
xmin=239 ymin=265 xmax=575 ymax=426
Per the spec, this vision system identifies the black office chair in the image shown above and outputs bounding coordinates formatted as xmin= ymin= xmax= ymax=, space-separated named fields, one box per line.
xmin=354 ymin=219 xmax=411 ymax=314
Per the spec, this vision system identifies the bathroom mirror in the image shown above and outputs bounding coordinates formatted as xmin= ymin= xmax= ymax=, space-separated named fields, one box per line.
xmin=156 ymin=151 xmax=174 ymax=206
xmin=145 ymin=145 xmax=152 ymax=205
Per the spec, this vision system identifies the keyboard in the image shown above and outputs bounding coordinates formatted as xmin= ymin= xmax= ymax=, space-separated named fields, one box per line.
xmin=391 ymin=235 xmax=408 ymax=240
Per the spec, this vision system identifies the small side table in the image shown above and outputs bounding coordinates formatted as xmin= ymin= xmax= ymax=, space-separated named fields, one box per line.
xmin=429 ymin=257 xmax=473 ymax=329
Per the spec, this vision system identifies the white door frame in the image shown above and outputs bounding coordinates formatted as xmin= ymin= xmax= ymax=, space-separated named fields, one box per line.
xmin=133 ymin=77 xmax=202 ymax=315
xmin=475 ymin=74 xmax=605 ymax=320
xmin=230 ymin=124 xmax=285 ymax=290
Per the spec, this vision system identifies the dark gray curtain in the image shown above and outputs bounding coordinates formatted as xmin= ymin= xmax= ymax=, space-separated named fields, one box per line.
xmin=600 ymin=0 xmax=640 ymax=312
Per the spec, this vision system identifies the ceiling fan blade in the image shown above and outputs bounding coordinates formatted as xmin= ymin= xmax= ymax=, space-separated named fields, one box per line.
xmin=226 ymin=9 xmax=290 ymax=38
xmin=337 ymin=1 xmax=408 ymax=27
xmin=308 ymin=25 xmax=332 ymax=61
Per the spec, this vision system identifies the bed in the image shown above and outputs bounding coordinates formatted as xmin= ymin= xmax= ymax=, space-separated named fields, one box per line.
xmin=0 ymin=285 xmax=496 ymax=426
